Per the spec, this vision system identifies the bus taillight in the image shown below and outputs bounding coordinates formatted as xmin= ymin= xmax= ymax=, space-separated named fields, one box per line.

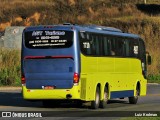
xmin=73 ymin=73 xmax=79 ymax=83
xmin=21 ymin=75 xmax=26 ymax=84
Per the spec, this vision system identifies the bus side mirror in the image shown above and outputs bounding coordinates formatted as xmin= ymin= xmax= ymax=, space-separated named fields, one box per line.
xmin=147 ymin=55 xmax=151 ymax=65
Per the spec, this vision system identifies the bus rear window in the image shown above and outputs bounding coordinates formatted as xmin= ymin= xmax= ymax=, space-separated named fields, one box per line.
xmin=24 ymin=30 xmax=73 ymax=49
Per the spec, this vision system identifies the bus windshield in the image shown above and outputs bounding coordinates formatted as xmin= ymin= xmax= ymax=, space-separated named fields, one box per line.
xmin=24 ymin=30 xmax=73 ymax=49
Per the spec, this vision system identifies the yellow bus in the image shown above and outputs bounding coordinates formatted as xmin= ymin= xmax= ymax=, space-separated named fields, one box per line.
xmin=21 ymin=24 xmax=151 ymax=109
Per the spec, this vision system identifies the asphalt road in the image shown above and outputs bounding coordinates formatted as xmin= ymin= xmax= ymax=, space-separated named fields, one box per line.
xmin=0 ymin=84 xmax=160 ymax=118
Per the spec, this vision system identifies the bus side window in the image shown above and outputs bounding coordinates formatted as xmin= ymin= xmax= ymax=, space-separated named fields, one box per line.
xmin=129 ymin=39 xmax=139 ymax=58
xmin=139 ymin=39 xmax=146 ymax=61
xmin=79 ymin=32 xmax=92 ymax=55
xmin=125 ymin=39 xmax=130 ymax=57
xmin=88 ymin=35 xmax=95 ymax=55
xmin=122 ymin=40 xmax=126 ymax=56
xmin=99 ymin=36 xmax=104 ymax=56
xmin=95 ymin=35 xmax=100 ymax=55
xmin=103 ymin=37 xmax=109 ymax=56
xmin=139 ymin=39 xmax=147 ymax=77
xmin=115 ymin=38 xmax=125 ymax=57
xmin=90 ymin=34 xmax=100 ymax=56
xmin=110 ymin=38 xmax=116 ymax=56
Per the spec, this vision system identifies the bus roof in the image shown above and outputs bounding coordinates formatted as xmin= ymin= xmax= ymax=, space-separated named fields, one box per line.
xmin=24 ymin=24 xmax=140 ymax=39
xmin=75 ymin=25 xmax=140 ymax=39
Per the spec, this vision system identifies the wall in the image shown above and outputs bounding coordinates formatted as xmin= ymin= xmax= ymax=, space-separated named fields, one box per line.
xmin=1 ymin=26 xmax=25 ymax=50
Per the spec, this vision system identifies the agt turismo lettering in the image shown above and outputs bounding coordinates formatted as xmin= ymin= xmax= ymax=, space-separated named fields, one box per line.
xmin=135 ymin=113 xmax=157 ymax=117
xmin=32 ymin=31 xmax=65 ymax=36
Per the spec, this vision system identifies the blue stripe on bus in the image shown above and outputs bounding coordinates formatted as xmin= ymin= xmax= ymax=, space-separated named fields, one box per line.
xmin=110 ymin=90 xmax=134 ymax=99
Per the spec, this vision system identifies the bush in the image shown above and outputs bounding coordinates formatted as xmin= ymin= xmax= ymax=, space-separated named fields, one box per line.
xmin=147 ymin=74 xmax=160 ymax=83
xmin=0 ymin=49 xmax=21 ymax=86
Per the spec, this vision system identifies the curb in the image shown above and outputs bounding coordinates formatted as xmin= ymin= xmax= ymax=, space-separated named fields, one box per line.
xmin=0 ymin=87 xmax=21 ymax=91
xmin=147 ymin=83 xmax=159 ymax=85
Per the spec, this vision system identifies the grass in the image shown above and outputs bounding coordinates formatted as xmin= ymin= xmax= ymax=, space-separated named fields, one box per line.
xmin=0 ymin=49 xmax=21 ymax=86
xmin=147 ymin=75 xmax=160 ymax=84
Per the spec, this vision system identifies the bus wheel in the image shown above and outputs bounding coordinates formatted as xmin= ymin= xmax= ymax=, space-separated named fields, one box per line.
xmin=128 ymin=86 xmax=139 ymax=104
xmin=99 ymin=87 xmax=108 ymax=108
xmin=91 ymin=87 xmax=100 ymax=109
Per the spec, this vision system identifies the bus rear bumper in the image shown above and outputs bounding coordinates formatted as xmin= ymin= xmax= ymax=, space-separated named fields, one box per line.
xmin=22 ymin=86 xmax=81 ymax=100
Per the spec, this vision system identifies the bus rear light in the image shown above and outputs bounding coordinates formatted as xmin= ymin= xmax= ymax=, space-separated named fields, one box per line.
xmin=24 ymin=56 xmax=45 ymax=59
xmin=21 ymin=75 xmax=26 ymax=84
xmin=73 ymin=73 xmax=79 ymax=83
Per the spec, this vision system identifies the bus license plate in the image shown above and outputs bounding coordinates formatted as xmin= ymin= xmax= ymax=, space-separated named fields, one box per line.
xmin=44 ymin=86 xmax=54 ymax=89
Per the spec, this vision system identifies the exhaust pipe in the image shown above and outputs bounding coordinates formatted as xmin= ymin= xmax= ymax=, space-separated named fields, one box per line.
xmin=66 ymin=94 xmax=72 ymax=99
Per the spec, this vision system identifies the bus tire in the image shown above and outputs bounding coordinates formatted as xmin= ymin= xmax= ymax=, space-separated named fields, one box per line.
xmin=99 ymin=86 xmax=108 ymax=108
xmin=91 ymin=87 xmax=100 ymax=109
xmin=128 ymin=86 xmax=139 ymax=104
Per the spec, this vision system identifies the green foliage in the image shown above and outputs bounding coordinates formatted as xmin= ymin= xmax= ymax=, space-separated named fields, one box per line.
xmin=147 ymin=74 xmax=160 ymax=83
xmin=0 ymin=49 xmax=21 ymax=86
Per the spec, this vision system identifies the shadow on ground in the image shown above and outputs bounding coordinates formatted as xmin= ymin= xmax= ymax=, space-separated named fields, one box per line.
xmin=0 ymin=91 xmax=130 ymax=109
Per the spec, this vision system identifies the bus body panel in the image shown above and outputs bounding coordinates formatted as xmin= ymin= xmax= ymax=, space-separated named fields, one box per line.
xmin=80 ymin=54 xmax=147 ymax=101
xmin=22 ymin=85 xmax=81 ymax=100
xmin=24 ymin=58 xmax=74 ymax=89
xmin=22 ymin=27 xmax=81 ymax=100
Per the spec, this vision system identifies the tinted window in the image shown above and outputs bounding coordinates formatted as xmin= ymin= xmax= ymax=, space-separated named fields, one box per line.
xmin=80 ymin=32 xmax=101 ymax=56
xmin=115 ymin=38 xmax=126 ymax=56
xmin=92 ymin=35 xmax=100 ymax=55
xmin=139 ymin=39 xmax=146 ymax=60
xmin=79 ymin=31 xmax=143 ymax=59
xmin=80 ymin=32 xmax=92 ymax=55
xmin=110 ymin=38 xmax=116 ymax=56
xmin=103 ymin=37 xmax=110 ymax=56
xmin=24 ymin=30 xmax=73 ymax=49
xmin=126 ymin=39 xmax=139 ymax=57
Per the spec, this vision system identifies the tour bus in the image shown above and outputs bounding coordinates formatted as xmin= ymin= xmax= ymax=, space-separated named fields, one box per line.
xmin=21 ymin=23 xmax=151 ymax=109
